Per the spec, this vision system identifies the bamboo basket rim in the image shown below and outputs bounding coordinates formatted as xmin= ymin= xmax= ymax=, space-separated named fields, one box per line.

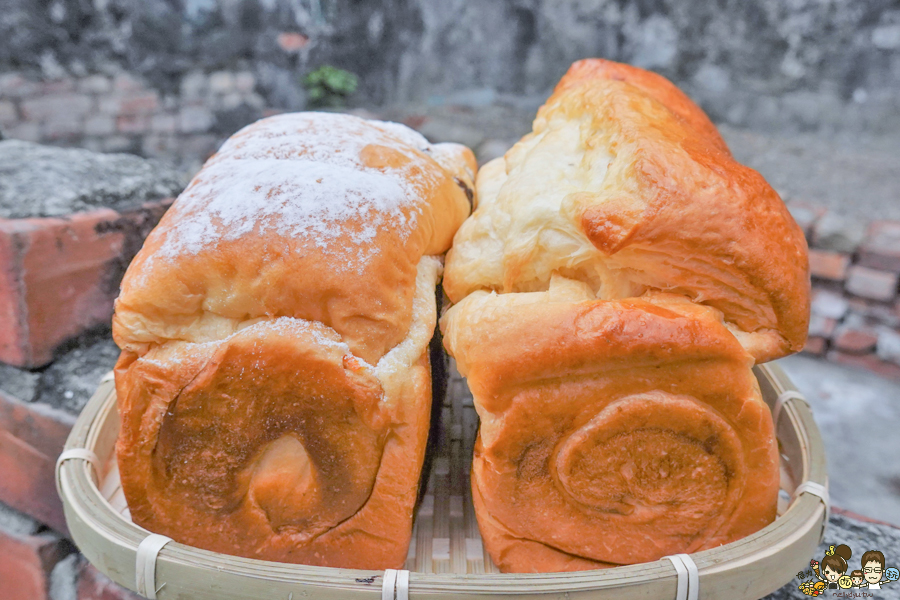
xmin=58 ymin=362 xmax=828 ymax=598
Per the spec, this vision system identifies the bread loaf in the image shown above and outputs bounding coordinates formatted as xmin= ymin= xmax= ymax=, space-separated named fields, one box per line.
xmin=441 ymin=59 xmax=809 ymax=572
xmin=113 ymin=112 xmax=474 ymax=568
xmin=444 ymin=59 xmax=809 ymax=364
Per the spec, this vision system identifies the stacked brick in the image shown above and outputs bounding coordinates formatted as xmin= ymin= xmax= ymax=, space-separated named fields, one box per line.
xmin=0 ymin=70 xmax=266 ymax=166
xmin=0 ymin=201 xmax=172 ymax=368
xmin=792 ymin=202 xmax=900 ymax=379
xmin=0 ymin=141 xmax=179 ymax=597
xmin=0 ymin=500 xmax=140 ymax=600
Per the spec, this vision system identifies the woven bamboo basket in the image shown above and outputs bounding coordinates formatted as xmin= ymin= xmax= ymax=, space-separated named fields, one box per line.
xmin=58 ymin=361 xmax=827 ymax=600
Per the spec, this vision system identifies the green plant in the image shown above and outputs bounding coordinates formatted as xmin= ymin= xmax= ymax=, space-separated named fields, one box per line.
xmin=303 ymin=65 xmax=359 ymax=108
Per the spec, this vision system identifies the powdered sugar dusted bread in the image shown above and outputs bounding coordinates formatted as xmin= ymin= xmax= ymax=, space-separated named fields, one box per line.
xmin=441 ymin=59 xmax=807 ymax=572
xmin=113 ymin=112 xmax=474 ymax=567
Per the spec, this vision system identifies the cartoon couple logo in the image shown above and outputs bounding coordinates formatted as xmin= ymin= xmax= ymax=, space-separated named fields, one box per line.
xmin=799 ymin=544 xmax=900 ymax=596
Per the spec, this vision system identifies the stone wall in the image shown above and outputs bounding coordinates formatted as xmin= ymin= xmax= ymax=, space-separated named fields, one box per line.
xmin=1 ymin=0 xmax=898 ymax=144
xmin=403 ymin=0 xmax=900 ymax=134
xmin=0 ymin=69 xmax=268 ymax=168
xmin=791 ymin=203 xmax=900 ymax=378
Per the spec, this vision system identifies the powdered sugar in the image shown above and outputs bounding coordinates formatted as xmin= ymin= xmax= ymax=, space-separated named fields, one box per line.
xmin=150 ymin=113 xmax=440 ymax=273
xmin=161 ymin=158 xmax=415 ymax=257
xmin=214 ymin=112 xmax=431 ymax=167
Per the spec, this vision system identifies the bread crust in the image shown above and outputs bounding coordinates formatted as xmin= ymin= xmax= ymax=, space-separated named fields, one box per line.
xmin=442 ymin=290 xmax=779 ymax=571
xmin=113 ymin=113 xmax=474 ymax=567
xmin=114 ymin=113 xmax=474 ymax=365
xmin=444 ymin=58 xmax=809 ymax=361
xmin=441 ymin=59 xmax=799 ymax=572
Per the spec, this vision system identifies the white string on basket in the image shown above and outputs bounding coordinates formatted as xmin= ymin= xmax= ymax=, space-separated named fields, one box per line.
xmin=381 ymin=569 xmax=410 ymax=600
xmin=665 ymin=555 xmax=688 ymax=600
xmin=772 ymin=390 xmax=809 ymax=427
xmin=382 ymin=569 xmax=398 ymax=600
xmin=664 ymin=554 xmax=699 ymax=600
xmin=396 ymin=569 xmax=409 ymax=600
xmin=792 ymin=480 xmax=830 ymax=543
xmin=135 ymin=533 xmax=173 ymax=599
xmin=55 ymin=448 xmax=99 ymax=496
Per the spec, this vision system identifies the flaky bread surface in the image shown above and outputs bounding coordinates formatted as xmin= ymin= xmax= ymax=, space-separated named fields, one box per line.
xmin=444 ymin=59 xmax=809 ymax=362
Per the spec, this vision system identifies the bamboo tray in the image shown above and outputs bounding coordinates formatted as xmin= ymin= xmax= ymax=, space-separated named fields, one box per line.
xmin=58 ymin=362 xmax=827 ymax=599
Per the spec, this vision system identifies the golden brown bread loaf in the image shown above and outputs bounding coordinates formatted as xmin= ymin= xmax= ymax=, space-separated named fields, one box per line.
xmin=112 ymin=112 xmax=474 ymax=568
xmin=444 ymin=59 xmax=809 ymax=363
xmin=444 ymin=286 xmax=779 ymax=572
xmin=441 ymin=59 xmax=809 ymax=572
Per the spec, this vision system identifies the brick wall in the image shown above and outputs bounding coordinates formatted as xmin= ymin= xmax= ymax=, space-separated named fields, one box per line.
xmin=0 ymin=69 xmax=270 ymax=168
xmin=791 ymin=202 xmax=900 ymax=378
xmin=0 ymin=499 xmax=143 ymax=600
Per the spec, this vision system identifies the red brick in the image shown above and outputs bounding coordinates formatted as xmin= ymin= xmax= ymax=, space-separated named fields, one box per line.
xmin=78 ymin=563 xmax=143 ymax=600
xmin=0 ymin=529 xmax=69 ymax=600
xmin=808 ymin=249 xmax=850 ymax=281
xmin=277 ymin=31 xmax=309 ymax=52
xmin=827 ymin=350 xmax=900 ymax=381
xmin=2 ymin=211 xmax=122 ymax=368
xmin=859 ymin=220 xmax=900 ymax=273
xmin=0 ymin=391 xmax=75 ymax=533
xmin=833 ymin=328 xmax=878 ymax=354
xmin=801 ymin=336 xmax=828 ymax=356
xmin=845 ymin=265 xmax=899 ymax=302
xmin=0 ymin=226 xmax=24 ymax=364
xmin=0 ymin=199 xmax=172 ymax=368
xmin=118 ymin=92 xmax=159 ymax=116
